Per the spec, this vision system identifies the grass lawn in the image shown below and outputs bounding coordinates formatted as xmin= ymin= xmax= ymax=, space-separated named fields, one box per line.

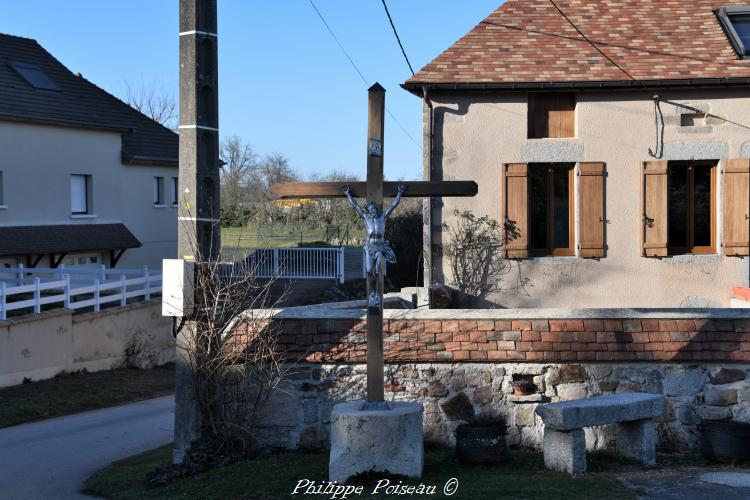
xmin=85 ymin=444 xmax=634 ymax=500
xmin=0 ymin=363 xmax=175 ymax=428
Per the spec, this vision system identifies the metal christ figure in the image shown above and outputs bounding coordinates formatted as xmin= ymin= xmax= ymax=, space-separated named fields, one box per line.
xmin=343 ymin=183 xmax=406 ymax=308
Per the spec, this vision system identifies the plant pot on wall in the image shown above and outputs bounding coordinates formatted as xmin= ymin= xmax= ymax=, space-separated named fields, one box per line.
xmin=455 ymin=420 xmax=508 ymax=465
xmin=510 ymin=379 xmax=535 ymax=396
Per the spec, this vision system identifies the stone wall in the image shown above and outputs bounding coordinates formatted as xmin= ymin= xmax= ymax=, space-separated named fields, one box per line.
xmin=256 ymin=362 xmax=750 ymax=453
xmin=237 ymin=307 xmax=750 ymax=453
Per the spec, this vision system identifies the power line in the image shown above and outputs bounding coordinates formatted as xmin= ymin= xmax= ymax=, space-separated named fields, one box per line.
xmin=548 ymin=0 xmax=636 ymax=81
xmin=307 ymin=0 xmax=368 ymax=87
xmin=380 ymin=0 xmax=415 ymax=75
xmin=306 ymin=0 xmax=419 ymax=148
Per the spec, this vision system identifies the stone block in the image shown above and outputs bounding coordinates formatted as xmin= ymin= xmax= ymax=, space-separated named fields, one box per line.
xmin=699 ymin=406 xmax=732 ymax=420
xmin=616 ymin=419 xmax=656 ymax=465
xmin=535 ymin=393 xmax=665 ymax=430
xmin=557 ymin=383 xmax=588 ymax=401
xmin=704 ymin=387 xmax=738 ymax=406
xmin=440 ymin=392 xmax=474 ymax=421
xmin=543 ymin=428 xmax=586 ymax=474
xmin=329 ymin=401 xmax=424 ymax=483
xmin=709 ymin=368 xmax=747 ymax=385
xmin=663 ymin=368 xmax=707 ymax=396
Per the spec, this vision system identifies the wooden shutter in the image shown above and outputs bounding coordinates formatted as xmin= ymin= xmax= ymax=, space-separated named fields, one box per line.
xmin=502 ymin=163 xmax=528 ymax=258
xmin=722 ymin=159 xmax=750 ymax=256
xmin=642 ymin=161 xmax=668 ymax=257
xmin=528 ymin=93 xmax=575 ymax=139
xmin=578 ymin=162 xmax=606 ymax=258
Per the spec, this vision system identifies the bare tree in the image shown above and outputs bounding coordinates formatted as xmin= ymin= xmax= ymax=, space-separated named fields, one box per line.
xmin=220 ymin=136 xmax=257 ymax=207
xmin=260 ymin=152 xmax=298 ymax=195
xmin=120 ymin=81 xmax=177 ymax=130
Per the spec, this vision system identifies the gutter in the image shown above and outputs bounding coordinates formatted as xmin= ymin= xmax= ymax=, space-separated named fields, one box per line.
xmin=0 ymin=113 xmax=134 ymax=133
xmin=422 ymin=86 xmax=433 ymax=290
xmin=121 ymin=149 xmax=178 ymax=167
xmin=401 ymin=77 xmax=750 ymax=96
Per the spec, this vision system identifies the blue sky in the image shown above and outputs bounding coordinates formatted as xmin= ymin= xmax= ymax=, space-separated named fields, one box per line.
xmin=1 ymin=1 xmax=501 ymax=180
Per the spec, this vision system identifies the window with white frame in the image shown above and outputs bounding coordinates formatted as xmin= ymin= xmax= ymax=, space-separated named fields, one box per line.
xmin=171 ymin=177 xmax=178 ymax=206
xmin=153 ymin=176 xmax=165 ymax=206
xmin=70 ymin=174 xmax=92 ymax=215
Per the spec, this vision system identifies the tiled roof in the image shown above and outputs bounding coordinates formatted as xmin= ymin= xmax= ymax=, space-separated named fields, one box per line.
xmin=0 ymin=33 xmax=177 ymax=165
xmin=0 ymin=224 xmax=142 ymax=256
xmin=405 ymin=0 xmax=750 ymax=88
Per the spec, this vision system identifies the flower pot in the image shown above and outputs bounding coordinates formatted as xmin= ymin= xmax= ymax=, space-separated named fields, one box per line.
xmin=455 ymin=424 xmax=508 ymax=465
xmin=700 ymin=419 xmax=750 ymax=463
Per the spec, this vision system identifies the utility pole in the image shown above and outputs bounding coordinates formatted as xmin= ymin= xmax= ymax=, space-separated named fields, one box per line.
xmin=173 ymin=0 xmax=220 ymax=464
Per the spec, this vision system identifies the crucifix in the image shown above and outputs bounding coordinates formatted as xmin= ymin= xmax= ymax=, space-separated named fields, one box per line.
xmin=273 ymin=83 xmax=477 ymax=405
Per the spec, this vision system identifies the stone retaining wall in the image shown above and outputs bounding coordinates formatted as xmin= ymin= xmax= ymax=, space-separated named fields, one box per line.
xmin=240 ymin=307 xmax=750 ymax=453
xmin=257 ymin=362 xmax=750 ymax=453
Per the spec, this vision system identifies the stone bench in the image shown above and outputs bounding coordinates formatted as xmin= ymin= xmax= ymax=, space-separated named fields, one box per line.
xmin=534 ymin=393 xmax=666 ymax=474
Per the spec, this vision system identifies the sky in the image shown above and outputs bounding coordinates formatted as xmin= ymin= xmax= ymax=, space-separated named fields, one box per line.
xmin=0 ymin=0 xmax=502 ymax=181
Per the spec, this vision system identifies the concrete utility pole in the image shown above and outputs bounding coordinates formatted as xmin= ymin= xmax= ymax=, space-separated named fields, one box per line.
xmin=173 ymin=0 xmax=220 ymax=463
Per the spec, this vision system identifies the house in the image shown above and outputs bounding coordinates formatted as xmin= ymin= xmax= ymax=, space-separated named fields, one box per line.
xmin=403 ymin=0 xmax=750 ymax=308
xmin=0 ymin=33 xmax=178 ymax=271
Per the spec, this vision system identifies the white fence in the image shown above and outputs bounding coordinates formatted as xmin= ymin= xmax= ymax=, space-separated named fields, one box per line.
xmin=222 ymin=247 xmax=345 ymax=283
xmin=0 ymin=265 xmax=161 ymax=320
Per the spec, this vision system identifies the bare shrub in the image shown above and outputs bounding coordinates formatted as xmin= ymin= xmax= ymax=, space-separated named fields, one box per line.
xmin=441 ymin=209 xmax=517 ymax=306
xmin=171 ymin=217 xmax=289 ymax=469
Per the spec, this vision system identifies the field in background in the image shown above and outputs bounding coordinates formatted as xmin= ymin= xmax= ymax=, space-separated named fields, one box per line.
xmin=221 ymin=225 xmax=364 ymax=248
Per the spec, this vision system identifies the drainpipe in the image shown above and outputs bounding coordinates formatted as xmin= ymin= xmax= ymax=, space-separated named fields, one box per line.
xmin=422 ymin=86 xmax=434 ymax=294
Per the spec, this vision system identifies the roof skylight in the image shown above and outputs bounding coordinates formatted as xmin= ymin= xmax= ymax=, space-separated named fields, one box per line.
xmin=8 ymin=61 xmax=60 ymax=91
xmin=718 ymin=7 xmax=750 ymax=58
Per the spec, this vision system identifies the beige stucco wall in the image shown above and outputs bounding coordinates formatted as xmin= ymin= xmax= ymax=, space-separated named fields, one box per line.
xmin=428 ymin=88 xmax=750 ymax=308
xmin=0 ymin=121 xmax=177 ymax=270
xmin=0 ymin=299 xmax=174 ymax=388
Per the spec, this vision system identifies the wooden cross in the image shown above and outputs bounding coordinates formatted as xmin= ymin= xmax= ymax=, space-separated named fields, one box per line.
xmin=273 ymin=83 xmax=477 ymax=404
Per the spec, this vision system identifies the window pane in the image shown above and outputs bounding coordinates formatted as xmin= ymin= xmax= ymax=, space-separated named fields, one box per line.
xmin=71 ymin=175 xmax=87 ymax=213
xmin=668 ymin=166 xmax=688 ymax=249
xmin=528 ymin=166 xmax=548 ymax=250
xmin=693 ymin=165 xmax=712 ymax=247
xmin=731 ymin=15 xmax=750 ymax=49
xmin=9 ymin=62 xmax=60 ymax=91
xmin=553 ymin=168 xmax=570 ymax=249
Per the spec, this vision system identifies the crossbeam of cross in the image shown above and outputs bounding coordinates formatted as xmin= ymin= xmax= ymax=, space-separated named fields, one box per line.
xmin=272 ymin=83 xmax=477 ymax=405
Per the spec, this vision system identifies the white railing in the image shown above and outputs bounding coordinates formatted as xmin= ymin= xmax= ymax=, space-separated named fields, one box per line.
xmin=0 ymin=265 xmax=162 ymax=320
xmin=222 ymin=247 xmax=344 ymax=283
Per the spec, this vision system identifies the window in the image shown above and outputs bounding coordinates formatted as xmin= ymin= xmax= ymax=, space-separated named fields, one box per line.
xmin=667 ymin=162 xmax=716 ymax=254
xmin=527 ymin=93 xmax=575 ymax=139
xmin=528 ymin=164 xmax=575 ymax=256
xmin=171 ymin=177 xmax=179 ymax=206
xmin=718 ymin=7 xmax=750 ymax=58
xmin=153 ymin=177 xmax=165 ymax=206
xmin=8 ymin=61 xmax=60 ymax=90
xmin=70 ymin=174 xmax=92 ymax=215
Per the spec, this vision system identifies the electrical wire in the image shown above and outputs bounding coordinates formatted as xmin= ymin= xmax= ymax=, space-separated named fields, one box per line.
xmin=306 ymin=0 xmax=420 ymax=148
xmin=380 ymin=0 xmax=415 ymax=75
xmin=548 ymin=0 xmax=636 ymax=81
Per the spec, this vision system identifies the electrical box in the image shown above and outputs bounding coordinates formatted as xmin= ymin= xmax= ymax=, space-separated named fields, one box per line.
xmin=162 ymin=259 xmax=195 ymax=317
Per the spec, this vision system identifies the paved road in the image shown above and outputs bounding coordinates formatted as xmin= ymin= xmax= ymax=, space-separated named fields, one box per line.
xmin=0 ymin=396 xmax=174 ymax=500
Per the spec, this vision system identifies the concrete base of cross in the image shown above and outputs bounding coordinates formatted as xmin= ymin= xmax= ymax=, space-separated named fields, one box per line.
xmin=328 ymin=401 xmax=424 ymax=483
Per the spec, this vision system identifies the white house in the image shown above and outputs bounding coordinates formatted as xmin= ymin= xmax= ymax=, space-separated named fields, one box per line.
xmin=0 ymin=33 xmax=178 ymax=271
